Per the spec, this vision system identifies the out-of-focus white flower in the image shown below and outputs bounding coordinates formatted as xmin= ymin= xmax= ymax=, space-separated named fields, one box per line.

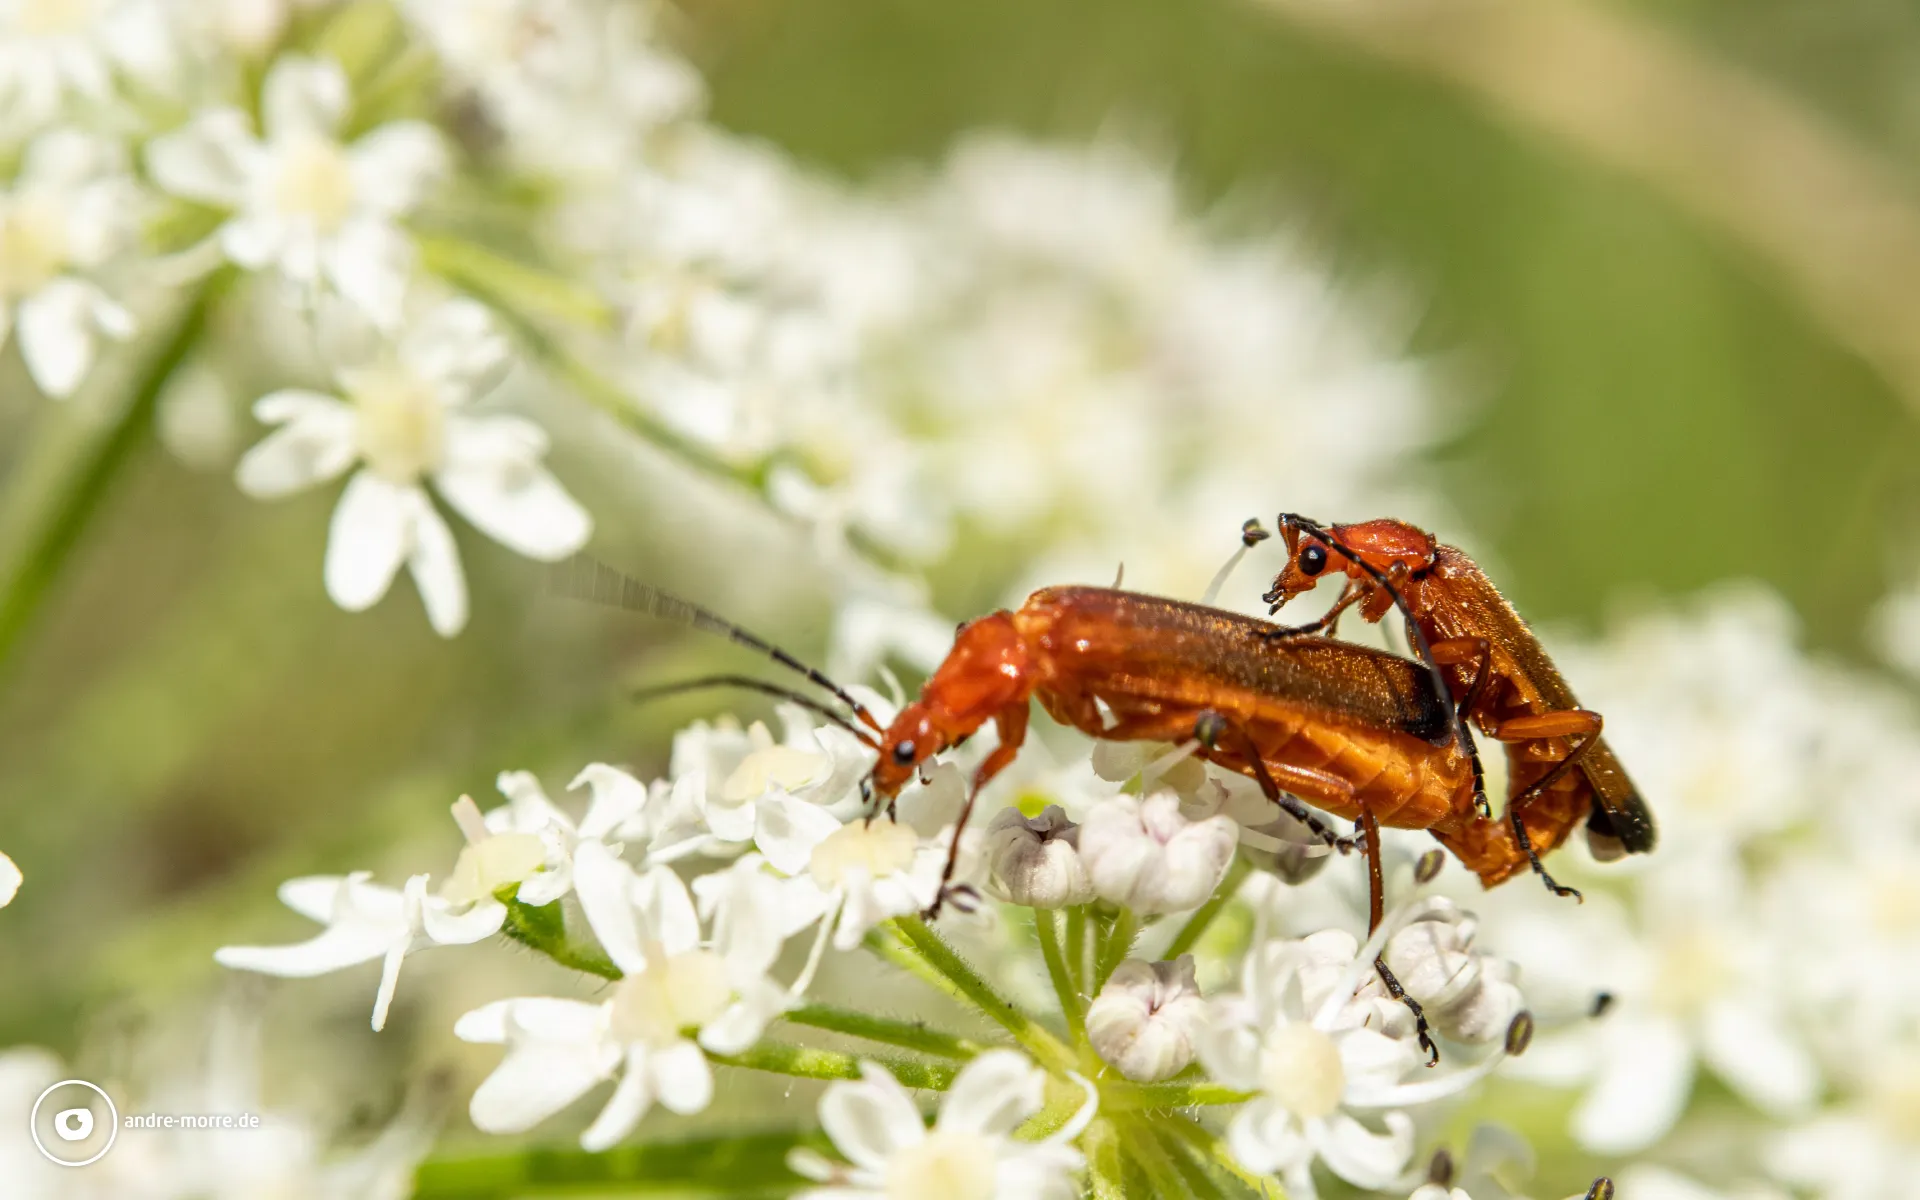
xmin=1765 ymin=1045 xmax=1920 ymax=1200
xmin=1615 ymin=1166 xmax=1790 ymax=1200
xmin=146 ymin=55 xmax=445 ymax=326
xmin=0 ymin=128 xmax=139 ymax=396
xmin=1078 ymin=789 xmax=1237 ymax=914
xmin=1492 ymin=851 xmax=1817 ymax=1156
xmin=984 ymin=804 xmax=1092 ymax=909
xmin=1086 ymin=955 xmax=1206 ymax=1083
xmin=787 ymin=1049 xmax=1093 ymax=1200
xmin=1383 ymin=897 xmax=1524 ymax=1046
xmin=1200 ymin=928 xmax=1514 ymax=1196
xmin=231 ymin=296 xmax=591 ymax=635
xmin=0 ymin=850 xmax=17 ymax=907
xmin=1409 ymin=1187 xmax=1472 ymax=1200
xmin=0 ymin=0 xmax=174 ymax=133
xmin=216 ymin=871 xmax=502 ymax=1030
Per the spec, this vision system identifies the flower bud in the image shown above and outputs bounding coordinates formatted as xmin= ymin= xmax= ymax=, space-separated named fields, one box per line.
xmin=1086 ymin=956 xmax=1206 ymax=1082
xmin=1383 ymin=897 xmax=1525 ymax=1044
xmin=1079 ymin=791 xmax=1238 ymax=914
xmin=984 ymin=805 xmax=1093 ymax=908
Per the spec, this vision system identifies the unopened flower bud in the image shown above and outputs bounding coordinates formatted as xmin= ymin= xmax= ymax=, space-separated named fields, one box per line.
xmin=1086 ymin=956 xmax=1206 ymax=1082
xmin=984 ymin=805 xmax=1092 ymax=908
xmin=1079 ymin=791 xmax=1238 ymax=914
xmin=1383 ymin=897 xmax=1525 ymax=1045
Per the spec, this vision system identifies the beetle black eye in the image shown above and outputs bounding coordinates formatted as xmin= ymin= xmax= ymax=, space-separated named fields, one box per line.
xmin=1299 ymin=543 xmax=1329 ymax=576
xmin=892 ymin=740 xmax=916 ymax=765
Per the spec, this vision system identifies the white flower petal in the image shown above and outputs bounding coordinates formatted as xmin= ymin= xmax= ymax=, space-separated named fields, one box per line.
xmin=322 ymin=217 xmax=413 ymax=329
xmin=1699 ymin=997 xmax=1818 ymax=1117
xmin=399 ymin=296 xmax=511 ymax=397
xmin=634 ymin=864 xmax=702 ymax=957
xmin=219 ymin=213 xmax=291 ymax=271
xmin=573 ymin=840 xmax=646 ymax=975
xmin=455 ymin=997 xmax=603 ymax=1044
xmin=324 ymin=472 xmax=413 ymax=612
xmin=754 ymin=792 xmax=843 ymax=875
xmin=146 ymin=109 xmax=258 ymax=205
xmin=1570 ymin=1013 xmax=1695 ymax=1154
xmin=819 ymin=1063 xmax=926 ymax=1172
xmin=0 ymin=851 xmax=22 ymax=907
xmin=404 ymin=495 xmax=469 ymax=636
xmin=571 ymin=764 xmax=651 ymax=840
xmin=423 ymin=897 xmax=505 ymax=945
xmin=935 ymin=1049 xmax=1045 ymax=1137
xmin=468 ymin=1040 xmax=611 ymax=1135
xmin=262 ymin=56 xmax=349 ymax=140
xmin=234 ymin=390 xmax=358 ymax=497
xmin=1309 ymin=1111 xmax=1416 ymax=1190
xmin=1225 ymin=1098 xmax=1309 ymax=1176
xmin=650 ymin=1039 xmax=714 ymax=1115
xmin=348 ymin=121 xmax=446 ymax=215
xmin=434 ymin=424 xmax=592 ymax=561
xmin=580 ymin=1046 xmax=653 ymax=1152
xmin=214 ymin=921 xmax=392 ymax=977
xmin=18 ymin=279 xmax=106 ymax=398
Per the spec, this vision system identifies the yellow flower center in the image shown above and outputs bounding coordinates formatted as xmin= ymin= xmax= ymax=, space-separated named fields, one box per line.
xmin=0 ymin=195 xmax=69 ymax=298
xmin=271 ymin=134 xmax=357 ymax=233
xmin=345 ymin=364 xmax=446 ymax=482
xmin=15 ymin=0 xmax=98 ymax=36
xmin=440 ymin=834 xmax=546 ymax=906
xmin=809 ymin=820 xmax=919 ymax=889
xmin=885 ymin=1129 xmax=997 ymax=1200
xmin=1260 ymin=1022 xmax=1346 ymax=1120
xmin=608 ymin=950 xmax=733 ymax=1046
xmin=723 ymin=745 xmax=828 ymax=802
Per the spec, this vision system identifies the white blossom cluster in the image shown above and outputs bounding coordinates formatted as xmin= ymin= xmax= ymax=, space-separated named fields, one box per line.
xmin=0 ymin=0 xmax=1439 ymax=644
xmin=203 ymin=688 xmax=1538 ymax=1199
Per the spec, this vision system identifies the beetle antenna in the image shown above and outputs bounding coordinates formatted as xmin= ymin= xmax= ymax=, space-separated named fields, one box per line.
xmin=551 ymin=556 xmax=884 ymax=735
xmin=631 ymin=675 xmax=881 ymax=749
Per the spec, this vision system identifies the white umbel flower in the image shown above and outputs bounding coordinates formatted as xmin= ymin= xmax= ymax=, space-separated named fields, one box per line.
xmin=0 ymin=128 xmax=138 ymax=396
xmin=787 ymin=1049 xmax=1094 ymax=1200
xmin=146 ymin=55 xmax=445 ymax=327
xmin=0 ymin=0 xmax=172 ymax=133
xmin=1086 ymin=956 xmax=1206 ymax=1083
xmin=457 ymin=842 xmax=792 ymax=1149
xmin=0 ymin=850 xmax=18 ymax=906
xmin=231 ymin=296 xmax=591 ymax=635
xmin=215 ymin=871 xmax=503 ymax=1030
xmin=984 ymin=804 xmax=1092 ymax=909
xmin=1078 ymin=789 xmax=1237 ymax=914
xmin=1383 ymin=898 xmax=1525 ymax=1045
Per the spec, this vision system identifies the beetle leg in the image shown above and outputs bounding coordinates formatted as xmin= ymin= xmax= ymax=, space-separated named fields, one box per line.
xmin=1358 ymin=804 xmax=1438 ymax=1065
xmin=923 ymin=703 xmax=1031 ymax=921
xmin=1259 ymin=579 xmax=1364 ymax=638
xmin=1192 ymin=709 xmax=1347 ymax=850
xmin=1484 ymin=709 xmax=1602 ymax=901
xmin=1427 ymin=636 xmax=1495 ymax=819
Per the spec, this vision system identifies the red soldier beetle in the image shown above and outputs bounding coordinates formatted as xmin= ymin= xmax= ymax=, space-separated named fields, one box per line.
xmin=560 ymin=560 xmax=1507 ymax=1060
xmin=1259 ymin=514 xmax=1658 ymax=896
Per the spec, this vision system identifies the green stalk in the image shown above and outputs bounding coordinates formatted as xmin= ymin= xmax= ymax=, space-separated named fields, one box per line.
xmin=1157 ymin=1124 xmax=1236 ymax=1200
xmin=1084 ymin=1119 xmax=1129 ymax=1200
xmin=1123 ymin=1115 xmax=1196 ymax=1198
xmin=1157 ymin=1115 xmax=1282 ymax=1197
xmin=1104 ymin=1079 xmax=1258 ymax=1111
xmin=1093 ymin=908 xmax=1140 ymax=992
xmin=1164 ymin=854 xmax=1252 ymax=962
xmin=709 ymin=1040 xmax=956 ymax=1091
xmin=1036 ymin=908 xmax=1086 ymax=1044
xmin=887 ymin=917 xmax=1078 ymax=1076
xmin=782 ymin=1003 xmax=983 ymax=1060
xmin=1066 ymin=906 xmax=1088 ymax=993
xmin=496 ymin=894 xmax=620 ymax=980
xmin=0 ymin=271 xmax=229 ymax=678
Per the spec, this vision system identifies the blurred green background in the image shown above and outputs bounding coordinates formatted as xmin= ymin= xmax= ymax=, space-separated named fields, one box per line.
xmin=4 ymin=0 xmax=1918 ymax=1133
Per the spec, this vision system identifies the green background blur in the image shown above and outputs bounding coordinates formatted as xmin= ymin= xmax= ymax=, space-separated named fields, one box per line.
xmin=2 ymin=0 xmax=1915 ymax=1137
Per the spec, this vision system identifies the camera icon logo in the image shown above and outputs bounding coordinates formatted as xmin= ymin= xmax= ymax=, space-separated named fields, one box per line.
xmin=30 ymin=1080 xmax=117 ymax=1167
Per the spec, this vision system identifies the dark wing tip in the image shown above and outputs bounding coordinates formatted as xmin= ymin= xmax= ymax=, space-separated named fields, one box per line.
xmin=1586 ymin=797 xmax=1658 ymax=854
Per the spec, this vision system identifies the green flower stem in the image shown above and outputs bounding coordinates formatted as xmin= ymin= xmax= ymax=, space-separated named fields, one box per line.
xmin=1036 ymin=908 xmax=1086 ymax=1044
xmin=1163 ymin=853 xmax=1252 ymax=962
xmin=413 ymin=1129 xmax=821 ymax=1199
xmin=1066 ymin=906 xmax=1089 ymax=992
xmin=1121 ymin=1115 xmax=1196 ymax=1198
xmin=1157 ymin=1114 xmax=1283 ymax=1198
xmin=1104 ymin=1078 xmax=1258 ymax=1111
xmin=0 ymin=271 xmax=229 ymax=680
xmin=1084 ymin=1119 xmax=1129 ymax=1200
xmin=782 ymin=1003 xmax=984 ymax=1060
xmin=886 ymin=917 xmax=1079 ymax=1077
xmin=497 ymin=894 xmax=621 ymax=980
xmin=1156 ymin=1124 xmax=1236 ymax=1200
xmin=709 ymin=1040 xmax=956 ymax=1091
xmin=1093 ymin=908 xmax=1140 ymax=992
